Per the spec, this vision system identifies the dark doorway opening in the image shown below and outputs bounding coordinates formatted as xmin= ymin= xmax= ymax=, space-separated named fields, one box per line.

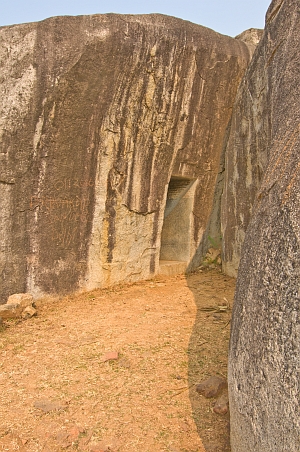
xmin=159 ymin=176 xmax=195 ymax=275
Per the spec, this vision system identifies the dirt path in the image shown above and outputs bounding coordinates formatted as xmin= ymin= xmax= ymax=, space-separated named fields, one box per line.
xmin=0 ymin=269 xmax=235 ymax=452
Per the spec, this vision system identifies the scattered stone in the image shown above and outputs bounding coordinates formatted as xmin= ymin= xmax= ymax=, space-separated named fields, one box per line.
xmin=67 ymin=426 xmax=82 ymax=442
xmin=21 ymin=305 xmax=37 ymax=319
xmin=213 ymin=393 xmax=229 ymax=415
xmin=206 ymin=248 xmax=221 ymax=262
xmin=102 ymin=351 xmax=119 ymax=362
xmin=89 ymin=444 xmax=106 ymax=452
xmin=0 ymin=293 xmax=35 ymax=320
xmin=34 ymin=399 xmax=68 ymax=413
xmin=201 ymin=248 xmax=222 ymax=270
xmin=56 ymin=430 xmax=69 ymax=444
xmin=196 ymin=376 xmax=227 ymax=398
xmin=118 ymin=356 xmax=131 ymax=369
xmin=0 ymin=303 xmax=22 ymax=319
xmin=7 ymin=293 xmax=33 ymax=308
xmin=55 ymin=426 xmax=84 ymax=448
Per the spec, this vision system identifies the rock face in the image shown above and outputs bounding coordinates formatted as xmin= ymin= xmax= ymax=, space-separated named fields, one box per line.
xmin=235 ymin=28 xmax=264 ymax=58
xmin=228 ymin=1 xmax=300 ymax=450
xmin=0 ymin=13 xmax=250 ymax=302
xmin=221 ymin=29 xmax=269 ymax=277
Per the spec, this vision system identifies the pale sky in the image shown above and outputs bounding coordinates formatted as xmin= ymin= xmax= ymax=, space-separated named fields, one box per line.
xmin=0 ymin=0 xmax=271 ymax=37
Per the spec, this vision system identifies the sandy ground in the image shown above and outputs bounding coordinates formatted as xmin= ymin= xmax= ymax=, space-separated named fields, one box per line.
xmin=0 ymin=268 xmax=235 ymax=452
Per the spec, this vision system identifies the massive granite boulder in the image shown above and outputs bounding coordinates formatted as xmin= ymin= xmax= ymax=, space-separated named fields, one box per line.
xmin=228 ymin=0 xmax=300 ymax=450
xmin=235 ymin=28 xmax=264 ymax=59
xmin=0 ymin=13 xmax=250 ymax=302
xmin=221 ymin=28 xmax=269 ymax=277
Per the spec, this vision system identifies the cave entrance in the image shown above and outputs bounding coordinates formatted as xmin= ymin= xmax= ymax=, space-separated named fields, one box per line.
xmin=159 ymin=176 xmax=196 ymax=275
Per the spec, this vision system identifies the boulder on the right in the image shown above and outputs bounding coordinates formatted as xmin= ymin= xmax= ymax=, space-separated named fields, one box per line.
xmin=227 ymin=0 xmax=300 ymax=451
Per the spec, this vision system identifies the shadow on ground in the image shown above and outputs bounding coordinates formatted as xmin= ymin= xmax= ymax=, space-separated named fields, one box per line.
xmin=186 ymin=269 xmax=235 ymax=452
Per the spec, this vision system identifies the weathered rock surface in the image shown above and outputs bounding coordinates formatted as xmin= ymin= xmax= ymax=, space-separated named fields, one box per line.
xmin=21 ymin=305 xmax=37 ymax=319
xmin=7 ymin=293 xmax=33 ymax=308
xmin=228 ymin=1 xmax=300 ymax=450
xmin=213 ymin=393 xmax=229 ymax=415
xmin=221 ymin=28 xmax=269 ymax=277
xmin=0 ymin=13 xmax=251 ymax=302
xmin=0 ymin=292 xmax=35 ymax=319
xmin=235 ymin=28 xmax=264 ymax=58
xmin=0 ymin=303 xmax=22 ymax=319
